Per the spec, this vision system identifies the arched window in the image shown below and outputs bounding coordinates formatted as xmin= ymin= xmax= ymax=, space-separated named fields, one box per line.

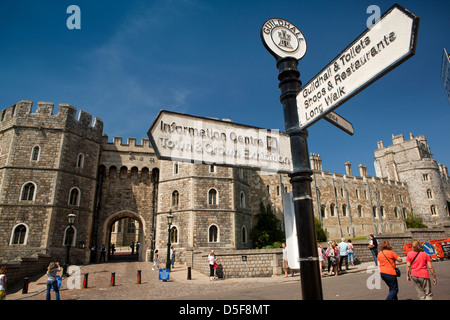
xmin=63 ymin=226 xmax=76 ymax=246
xmin=11 ymin=224 xmax=27 ymax=245
xmin=372 ymin=206 xmax=377 ymax=218
xmin=427 ymin=189 xmax=433 ymax=199
xmin=170 ymin=226 xmax=178 ymax=243
xmin=76 ymin=153 xmax=84 ymax=168
xmin=240 ymin=192 xmax=246 ymax=208
xmin=342 ymin=204 xmax=347 ymax=217
xmin=241 ymin=226 xmax=247 ymax=244
xmin=358 ymin=205 xmax=363 ymax=217
xmin=31 ymin=146 xmax=40 ymax=161
xmin=330 ymin=204 xmax=335 ymax=217
xmin=320 ymin=205 xmax=326 ymax=219
xmin=172 ymin=190 xmax=179 ymax=206
xmin=21 ymin=182 xmax=36 ymax=201
xmin=68 ymin=188 xmax=80 ymax=206
xmin=209 ymin=225 xmax=218 ymax=242
xmin=208 ymin=189 xmax=217 ymax=205
xmin=430 ymin=205 xmax=438 ymax=216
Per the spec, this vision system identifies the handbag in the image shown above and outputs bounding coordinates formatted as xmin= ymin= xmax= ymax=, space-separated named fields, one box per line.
xmin=382 ymin=250 xmax=401 ymax=277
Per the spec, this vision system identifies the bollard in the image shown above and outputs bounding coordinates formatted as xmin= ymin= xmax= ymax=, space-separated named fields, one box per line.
xmin=137 ymin=270 xmax=141 ymax=284
xmin=83 ymin=273 xmax=89 ymax=289
xmin=22 ymin=277 xmax=30 ymax=294
xmin=110 ymin=272 xmax=115 ymax=286
xmin=187 ymin=267 xmax=191 ymax=280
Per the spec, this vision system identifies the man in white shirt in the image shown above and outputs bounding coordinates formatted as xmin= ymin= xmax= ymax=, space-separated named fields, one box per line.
xmin=338 ymin=238 xmax=349 ymax=271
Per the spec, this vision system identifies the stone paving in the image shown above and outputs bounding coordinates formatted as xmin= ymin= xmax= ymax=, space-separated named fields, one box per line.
xmin=6 ymin=259 xmax=379 ymax=300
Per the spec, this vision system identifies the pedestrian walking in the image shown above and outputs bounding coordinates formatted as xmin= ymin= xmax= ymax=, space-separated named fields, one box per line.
xmin=208 ymin=250 xmax=217 ymax=281
xmin=377 ymin=241 xmax=402 ymax=300
xmin=326 ymin=242 xmax=338 ymax=276
xmin=368 ymin=234 xmax=379 ymax=266
xmin=282 ymin=243 xmax=294 ymax=277
xmin=170 ymin=246 xmax=175 ymax=268
xmin=46 ymin=262 xmax=61 ymax=300
xmin=347 ymin=240 xmax=354 ymax=266
xmin=406 ymin=240 xmax=437 ymax=300
xmin=152 ymin=249 xmax=159 ymax=270
xmin=317 ymin=243 xmax=324 ymax=277
xmin=100 ymin=244 xmax=106 ymax=262
xmin=338 ymin=238 xmax=349 ymax=271
xmin=0 ymin=265 xmax=7 ymax=300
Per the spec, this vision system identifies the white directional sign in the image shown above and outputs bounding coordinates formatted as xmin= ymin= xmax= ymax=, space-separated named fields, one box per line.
xmin=324 ymin=111 xmax=354 ymax=136
xmin=297 ymin=4 xmax=419 ymax=130
xmin=441 ymin=48 xmax=450 ymax=105
xmin=148 ymin=110 xmax=293 ymax=173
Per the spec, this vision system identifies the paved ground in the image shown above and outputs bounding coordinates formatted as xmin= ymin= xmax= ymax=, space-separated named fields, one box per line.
xmin=5 ymin=257 xmax=409 ymax=301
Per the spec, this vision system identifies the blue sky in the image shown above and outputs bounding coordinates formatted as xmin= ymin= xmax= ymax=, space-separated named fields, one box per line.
xmin=1 ymin=0 xmax=449 ymax=176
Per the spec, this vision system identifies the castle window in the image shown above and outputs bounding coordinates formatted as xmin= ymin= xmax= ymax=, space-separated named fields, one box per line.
xmin=320 ymin=205 xmax=326 ymax=219
xmin=68 ymin=188 xmax=80 ymax=206
xmin=173 ymin=162 xmax=179 ymax=175
xmin=394 ymin=207 xmax=399 ymax=218
xmin=172 ymin=190 xmax=179 ymax=206
xmin=63 ymin=226 xmax=76 ymax=246
xmin=76 ymin=153 xmax=85 ymax=168
xmin=210 ymin=165 xmax=215 ymax=173
xmin=31 ymin=146 xmax=40 ymax=161
xmin=170 ymin=226 xmax=178 ymax=243
xmin=380 ymin=206 xmax=385 ymax=217
xmin=11 ymin=224 xmax=27 ymax=245
xmin=209 ymin=225 xmax=218 ymax=242
xmin=20 ymin=182 xmax=36 ymax=201
xmin=430 ymin=205 xmax=438 ymax=216
xmin=240 ymin=191 xmax=246 ymax=208
xmin=266 ymin=185 xmax=270 ymax=196
xmin=357 ymin=205 xmax=363 ymax=217
xmin=241 ymin=226 xmax=247 ymax=244
xmin=342 ymin=204 xmax=347 ymax=217
xmin=356 ymin=189 xmax=360 ymax=199
xmin=208 ymin=189 xmax=217 ymax=205
xmin=427 ymin=189 xmax=433 ymax=199
xmin=372 ymin=206 xmax=377 ymax=218
xmin=330 ymin=204 xmax=335 ymax=217
xmin=422 ymin=174 xmax=429 ymax=181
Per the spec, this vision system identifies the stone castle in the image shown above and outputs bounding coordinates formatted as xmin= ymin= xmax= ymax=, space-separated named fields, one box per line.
xmin=1 ymin=100 xmax=449 ymax=265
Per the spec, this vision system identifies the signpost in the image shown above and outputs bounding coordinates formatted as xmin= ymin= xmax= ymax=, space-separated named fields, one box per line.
xmin=441 ymin=48 xmax=450 ymax=105
xmin=148 ymin=110 xmax=293 ymax=173
xmin=297 ymin=4 xmax=419 ymax=130
xmin=261 ymin=4 xmax=419 ymax=300
xmin=324 ymin=111 xmax=354 ymax=136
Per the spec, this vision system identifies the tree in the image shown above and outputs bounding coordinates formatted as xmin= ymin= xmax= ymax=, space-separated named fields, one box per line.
xmin=251 ymin=202 xmax=284 ymax=248
xmin=404 ymin=213 xmax=428 ymax=229
xmin=315 ymin=217 xmax=328 ymax=242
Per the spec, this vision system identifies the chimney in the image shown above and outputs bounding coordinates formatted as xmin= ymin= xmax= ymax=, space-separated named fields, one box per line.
xmin=345 ymin=161 xmax=352 ymax=176
xmin=359 ymin=164 xmax=367 ymax=177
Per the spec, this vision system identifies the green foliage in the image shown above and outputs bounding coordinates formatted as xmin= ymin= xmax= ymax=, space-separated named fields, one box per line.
xmin=251 ymin=202 xmax=284 ymax=248
xmin=315 ymin=217 xmax=328 ymax=242
xmin=404 ymin=213 xmax=428 ymax=229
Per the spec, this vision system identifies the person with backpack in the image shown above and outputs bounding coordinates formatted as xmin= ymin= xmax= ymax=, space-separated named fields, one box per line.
xmin=406 ymin=240 xmax=437 ymax=300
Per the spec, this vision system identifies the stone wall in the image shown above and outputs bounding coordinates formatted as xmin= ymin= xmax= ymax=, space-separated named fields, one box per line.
xmin=1 ymin=253 xmax=53 ymax=287
xmin=189 ymin=249 xmax=283 ymax=278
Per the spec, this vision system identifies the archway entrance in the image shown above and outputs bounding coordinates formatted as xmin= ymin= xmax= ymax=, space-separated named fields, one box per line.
xmin=104 ymin=211 xmax=145 ymax=262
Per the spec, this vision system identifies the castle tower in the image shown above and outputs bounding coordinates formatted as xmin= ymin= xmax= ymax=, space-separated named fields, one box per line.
xmin=0 ymin=100 xmax=103 ymax=263
xmin=374 ymin=133 xmax=450 ymax=226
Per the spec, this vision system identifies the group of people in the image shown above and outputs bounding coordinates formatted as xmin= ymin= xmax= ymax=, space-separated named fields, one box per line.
xmin=375 ymin=238 xmax=437 ymax=300
xmin=152 ymin=246 xmax=176 ymax=271
xmin=317 ymin=238 xmax=355 ymax=277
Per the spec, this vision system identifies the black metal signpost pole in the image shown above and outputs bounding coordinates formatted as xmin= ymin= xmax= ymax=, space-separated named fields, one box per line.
xmin=277 ymin=57 xmax=323 ymax=300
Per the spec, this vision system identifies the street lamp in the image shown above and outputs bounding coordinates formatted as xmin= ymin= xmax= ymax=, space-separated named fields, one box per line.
xmin=63 ymin=210 xmax=76 ymax=276
xmin=165 ymin=211 xmax=174 ymax=270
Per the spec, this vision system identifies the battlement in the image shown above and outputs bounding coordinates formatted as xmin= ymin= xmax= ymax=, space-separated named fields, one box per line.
xmin=0 ymin=100 xmax=103 ymax=134
xmin=102 ymin=135 xmax=154 ymax=153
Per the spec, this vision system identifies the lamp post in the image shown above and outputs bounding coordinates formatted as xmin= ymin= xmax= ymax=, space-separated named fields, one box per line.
xmin=63 ymin=210 xmax=76 ymax=276
xmin=165 ymin=211 xmax=174 ymax=270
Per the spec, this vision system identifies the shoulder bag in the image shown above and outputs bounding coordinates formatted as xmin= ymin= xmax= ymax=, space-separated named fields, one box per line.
xmin=408 ymin=251 xmax=420 ymax=276
xmin=382 ymin=250 xmax=401 ymax=277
